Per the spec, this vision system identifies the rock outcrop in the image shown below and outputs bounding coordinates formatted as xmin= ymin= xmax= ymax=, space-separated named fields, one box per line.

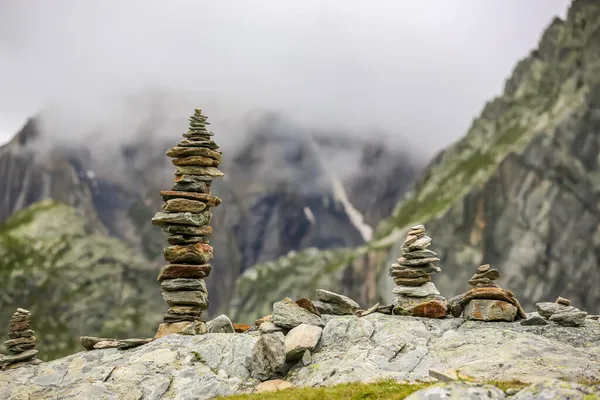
xmin=232 ymin=0 xmax=600 ymax=321
xmin=1 ymin=313 xmax=598 ymax=399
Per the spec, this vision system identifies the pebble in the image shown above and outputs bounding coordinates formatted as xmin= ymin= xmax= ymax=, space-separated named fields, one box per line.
xmin=556 ymin=296 xmax=571 ymax=306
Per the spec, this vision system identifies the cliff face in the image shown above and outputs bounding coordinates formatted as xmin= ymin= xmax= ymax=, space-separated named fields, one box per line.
xmin=0 ymin=114 xmax=420 ymax=322
xmin=233 ymin=0 xmax=600 ymax=322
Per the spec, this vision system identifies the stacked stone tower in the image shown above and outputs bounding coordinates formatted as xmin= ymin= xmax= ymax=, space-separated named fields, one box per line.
xmin=151 ymin=108 xmax=223 ymax=336
xmin=0 ymin=309 xmax=41 ymax=369
xmin=389 ymin=225 xmax=448 ymax=317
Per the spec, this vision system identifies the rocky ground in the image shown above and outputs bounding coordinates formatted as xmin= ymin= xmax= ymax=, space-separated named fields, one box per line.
xmin=0 ymin=313 xmax=598 ymax=399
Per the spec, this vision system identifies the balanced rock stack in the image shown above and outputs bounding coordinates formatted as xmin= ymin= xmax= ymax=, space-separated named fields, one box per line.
xmin=448 ymin=264 xmax=527 ymax=322
xmin=151 ymin=108 xmax=224 ymax=337
xmin=0 ymin=309 xmax=40 ymax=369
xmin=390 ymin=225 xmax=448 ymax=318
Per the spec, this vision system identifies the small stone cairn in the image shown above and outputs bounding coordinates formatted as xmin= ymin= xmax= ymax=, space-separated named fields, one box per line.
xmin=151 ymin=108 xmax=224 ymax=338
xmin=0 ymin=309 xmax=41 ymax=369
xmin=448 ymin=264 xmax=526 ymax=322
xmin=389 ymin=225 xmax=448 ymax=318
xmin=530 ymin=296 xmax=588 ymax=327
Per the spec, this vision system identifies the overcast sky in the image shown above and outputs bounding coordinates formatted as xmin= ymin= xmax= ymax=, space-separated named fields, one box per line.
xmin=0 ymin=0 xmax=570 ymax=154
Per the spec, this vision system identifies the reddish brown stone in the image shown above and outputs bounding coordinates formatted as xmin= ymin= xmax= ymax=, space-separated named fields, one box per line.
xmin=295 ymin=298 xmax=321 ymax=316
xmin=233 ymin=323 xmax=252 ymax=333
xmin=255 ymin=315 xmax=272 ymax=327
xmin=160 ymin=191 xmax=222 ymax=207
xmin=393 ymin=275 xmax=431 ymax=286
xmin=163 ymin=243 xmax=214 ymax=264
xmin=412 ymin=300 xmax=448 ymax=318
xmin=157 ymin=264 xmax=212 ymax=281
xmin=172 ymin=156 xmax=220 ymax=167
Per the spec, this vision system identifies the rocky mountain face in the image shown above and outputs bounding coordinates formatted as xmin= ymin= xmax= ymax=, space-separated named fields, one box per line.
xmin=0 ymin=112 xmax=420 ymax=351
xmin=233 ymin=0 xmax=600 ymax=322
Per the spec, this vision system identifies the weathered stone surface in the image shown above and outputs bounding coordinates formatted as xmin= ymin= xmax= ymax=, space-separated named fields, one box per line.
xmin=164 ymin=306 xmax=202 ymax=323
xmin=80 ymin=336 xmax=114 ymax=351
xmin=207 ymin=315 xmax=235 ymax=333
xmin=393 ymin=294 xmax=448 ymax=316
xmin=161 ymin=278 xmax=207 ymax=292
xmin=152 ymin=211 xmax=211 ymax=227
xmin=253 ymin=379 xmax=294 ymax=393
xmin=162 ymin=198 xmax=207 ymax=213
xmin=172 ymin=180 xmax=211 ymax=193
xmin=162 ymin=224 xmax=213 ymax=236
xmin=162 ymin=290 xmax=209 ymax=308
xmin=393 ymin=282 xmax=440 ymax=297
xmin=412 ymin=300 xmax=448 ymax=318
xmin=93 ymin=340 xmax=118 ymax=350
xmin=284 ymin=324 xmax=323 ymax=361
xmin=511 ymin=379 xmax=599 ymax=399
xmin=295 ymin=298 xmax=321 ymax=316
xmin=549 ymin=311 xmax=587 ymax=327
xmin=245 ymin=332 xmax=286 ymax=381
xmin=0 ymin=349 xmax=38 ymax=367
xmin=160 ymin=191 xmax=222 ymax=206
xmin=175 ymin=166 xmax=224 ymax=177
xmin=405 ymin=381 xmax=506 ymax=399
xmin=464 ymin=299 xmax=518 ymax=322
xmin=157 ymin=264 xmax=212 ymax=280
xmin=259 ymin=322 xmax=283 ymax=334
xmin=2 ymin=314 xmax=600 ymax=397
xmin=520 ymin=313 xmax=549 ymax=326
xmin=312 ymin=300 xmax=356 ymax=316
xmin=272 ymin=297 xmax=324 ymax=329
xmin=166 ymin=146 xmax=222 ymax=160
xmin=394 ymin=275 xmax=432 ymax=286
xmin=166 ymin=235 xmax=209 ymax=245
xmin=163 ymin=243 xmax=214 ymax=264
xmin=448 ymin=287 xmax=526 ymax=319
xmin=116 ymin=338 xmax=153 ymax=350
xmin=535 ymin=302 xmax=578 ymax=318
xmin=316 ymin=289 xmax=360 ymax=309
xmin=155 ymin=321 xmax=208 ymax=339
xmin=172 ymin=155 xmax=220 ymax=167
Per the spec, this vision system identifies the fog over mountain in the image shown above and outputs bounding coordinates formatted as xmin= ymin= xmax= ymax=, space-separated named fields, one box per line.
xmin=1 ymin=0 xmax=569 ymax=153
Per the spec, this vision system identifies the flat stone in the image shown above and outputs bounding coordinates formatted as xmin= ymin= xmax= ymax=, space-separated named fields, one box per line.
xmin=295 ymin=298 xmax=321 ymax=316
xmin=470 ymin=269 xmax=500 ymax=281
xmin=175 ymin=166 xmax=224 ymax=177
xmin=157 ymin=264 xmax=212 ymax=280
xmin=549 ymin=311 xmax=587 ymax=327
xmin=171 ymin=181 xmax=211 ymax=193
xmin=80 ymin=336 xmax=115 ymax=351
xmin=356 ymin=303 xmax=380 ymax=317
xmin=167 ymin=235 xmax=209 ymax=245
xmin=254 ymin=380 xmax=294 ymax=394
xmin=255 ymin=315 xmax=272 ymax=326
xmin=163 ymin=313 xmax=200 ymax=323
xmin=0 ymin=349 xmax=37 ymax=364
xmin=393 ymin=282 xmax=440 ymax=297
xmin=312 ymin=300 xmax=356 ymax=316
xmin=154 ymin=321 xmax=208 ymax=339
xmin=174 ymin=174 xmax=214 ymax=184
xmin=468 ymin=277 xmax=499 ymax=287
xmin=412 ymin=300 xmax=448 ymax=318
xmin=162 ymin=198 xmax=207 ymax=213
xmin=176 ymin=140 xmax=219 ymax=149
xmin=162 ymin=224 xmax=213 ymax=236
xmin=392 ymin=294 xmax=448 ymax=316
xmin=172 ymin=156 xmax=220 ymax=167
xmin=163 ymin=243 xmax=213 ymax=264
xmin=393 ymin=275 xmax=432 ymax=286
xmin=15 ymin=308 xmax=30 ymax=314
xmin=7 ymin=343 xmax=36 ymax=352
xmin=397 ymin=256 xmax=440 ymax=266
xmin=166 ymin=146 xmax=222 ymax=160
xmin=402 ymin=249 xmax=438 ymax=259
xmin=4 ymin=337 xmax=36 ymax=348
xmin=8 ymin=329 xmax=35 ymax=339
xmin=535 ymin=302 xmax=579 ymax=318
xmin=520 ymin=313 xmax=549 ymax=326
xmin=233 ymin=323 xmax=252 ymax=333
xmin=165 ymin=305 xmax=203 ymax=316
xmin=259 ymin=322 xmax=282 ymax=334
xmin=93 ymin=340 xmax=119 ymax=350
xmin=556 ymin=296 xmax=571 ymax=306
xmin=402 ymin=233 xmax=426 ymax=247
xmin=161 ymin=278 xmax=207 ymax=292
xmin=117 ymin=339 xmax=153 ymax=350
xmin=390 ymin=264 xmax=441 ymax=278
xmin=207 ymin=315 xmax=235 ymax=333
xmin=409 ymin=224 xmax=425 ymax=233
xmin=284 ymin=324 xmax=323 ymax=361
xmin=162 ymin=290 xmax=208 ymax=308
xmin=9 ymin=321 xmax=30 ymax=331
xmin=316 ymin=289 xmax=360 ymax=310
xmin=152 ymin=211 xmax=211 ymax=227
xmin=160 ymin=191 xmax=222 ymax=206
xmin=464 ymin=299 xmax=518 ymax=322
xmin=272 ymin=297 xmax=324 ymax=329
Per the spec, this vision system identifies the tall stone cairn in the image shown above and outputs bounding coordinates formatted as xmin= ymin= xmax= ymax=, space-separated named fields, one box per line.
xmin=151 ymin=108 xmax=224 ymax=337
xmin=0 ymin=309 xmax=41 ymax=369
xmin=389 ymin=225 xmax=448 ymax=318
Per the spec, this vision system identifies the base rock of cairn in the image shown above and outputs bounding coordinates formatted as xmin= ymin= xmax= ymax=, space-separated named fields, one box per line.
xmin=390 ymin=225 xmax=447 ymax=318
xmin=0 ymin=309 xmax=41 ymax=370
xmin=151 ymin=108 xmax=224 ymax=338
xmin=448 ymin=264 xmax=526 ymax=322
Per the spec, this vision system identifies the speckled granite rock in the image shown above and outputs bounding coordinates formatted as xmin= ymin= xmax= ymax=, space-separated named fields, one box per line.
xmin=1 ymin=314 xmax=599 ymax=399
